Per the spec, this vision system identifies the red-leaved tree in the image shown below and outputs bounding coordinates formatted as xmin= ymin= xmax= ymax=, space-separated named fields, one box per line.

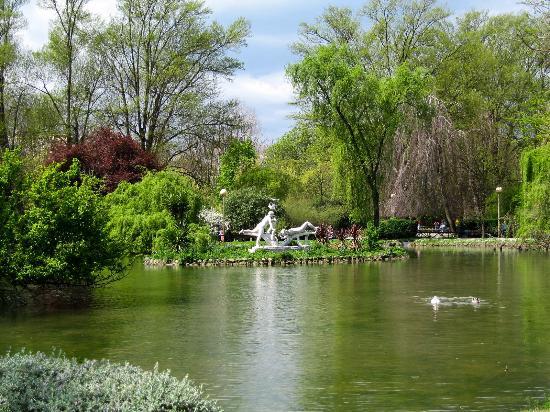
xmin=48 ymin=128 xmax=160 ymax=192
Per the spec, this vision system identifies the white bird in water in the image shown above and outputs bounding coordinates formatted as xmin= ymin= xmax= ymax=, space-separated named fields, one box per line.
xmin=431 ymin=296 xmax=441 ymax=305
xmin=471 ymin=297 xmax=480 ymax=304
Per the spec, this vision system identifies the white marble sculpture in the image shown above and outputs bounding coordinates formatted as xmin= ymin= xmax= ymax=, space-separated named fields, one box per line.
xmin=239 ymin=204 xmax=317 ymax=253
xmin=239 ymin=210 xmax=278 ymax=251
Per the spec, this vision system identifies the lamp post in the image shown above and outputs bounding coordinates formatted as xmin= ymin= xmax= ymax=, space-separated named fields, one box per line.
xmin=496 ymin=186 xmax=503 ymax=238
xmin=219 ymin=188 xmax=227 ymax=242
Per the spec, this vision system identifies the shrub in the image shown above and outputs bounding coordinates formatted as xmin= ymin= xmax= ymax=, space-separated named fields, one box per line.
xmin=186 ymin=224 xmax=216 ymax=254
xmin=363 ymin=224 xmax=380 ymax=250
xmin=0 ymin=351 xmax=220 ymax=412
xmin=106 ymin=170 xmax=202 ymax=255
xmin=199 ymin=208 xmax=225 ymax=235
xmin=315 ymin=224 xmax=333 ymax=244
xmin=224 ymin=188 xmax=276 ymax=232
xmin=347 ymin=224 xmax=361 ymax=249
xmin=378 ymin=218 xmax=417 ymax=239
xmin=48 ymin=128 xmax=159 ymax=192
xmin=1 ymin=150 xmax=124 ymax=290
xmin=518 ymin=143 xmax=550 ymax=236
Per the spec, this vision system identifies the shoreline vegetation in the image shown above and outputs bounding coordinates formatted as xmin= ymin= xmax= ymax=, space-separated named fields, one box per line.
xmin=144 ymin=241 xmax=408 ymax=267
xmin=409 ymin=237 xmax=550 ymax=251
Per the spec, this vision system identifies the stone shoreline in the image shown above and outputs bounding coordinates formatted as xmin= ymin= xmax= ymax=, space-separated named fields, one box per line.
xmin=144 ymin=253 xmax=408 ymax=268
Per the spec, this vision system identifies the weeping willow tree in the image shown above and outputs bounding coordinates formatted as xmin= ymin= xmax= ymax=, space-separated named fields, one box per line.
xmin=519 ymin=143 xmax=550 ymax=236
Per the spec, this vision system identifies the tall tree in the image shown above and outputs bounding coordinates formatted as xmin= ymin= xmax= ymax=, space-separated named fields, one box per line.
xmin=288 ymin=44 xmax=428 ymax=226
xmin=362 ymin=0 xmax=450 ymax=74
xmin=98 ymin=0 xmax=250 ymax=154
xmin=35 ymin=0 xmax=101 ymax=144
xmin=0 ymin=0 xmax=26 ymax=149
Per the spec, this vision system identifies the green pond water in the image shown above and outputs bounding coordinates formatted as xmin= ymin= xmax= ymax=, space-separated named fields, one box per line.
xmin=1 ymin=249 xmax=550 ymax=411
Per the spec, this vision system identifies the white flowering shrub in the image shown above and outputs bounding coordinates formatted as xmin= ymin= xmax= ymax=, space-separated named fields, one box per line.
xmin=199 ymin=208 xmax=226 ymax=232
xmin=0 ymin=351 xmax=221 ymax=411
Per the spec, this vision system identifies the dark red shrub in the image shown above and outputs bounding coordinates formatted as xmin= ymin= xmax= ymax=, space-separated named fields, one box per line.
xmin=315 ymin=224 xmax=333 ymax=245
xmin=346 ymin=224 xmax=362 ymax=249
xmin=47 ymin=128 xmax=160 ymax=192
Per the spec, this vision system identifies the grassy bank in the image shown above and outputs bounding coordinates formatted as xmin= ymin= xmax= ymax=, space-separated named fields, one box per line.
xmin=409 ymin=237 xmax=546 ymax=250
xmin=0 ymin=351 xmax=220 ymax=412
xmin=146 ymin=241 xmax=407 ymax=267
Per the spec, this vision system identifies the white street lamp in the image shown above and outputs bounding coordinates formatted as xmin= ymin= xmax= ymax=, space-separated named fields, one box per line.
xmin=219 ymin=188 xmax=228 ymax=242
xmin=496 ymin=186 xmax=503 ymax=238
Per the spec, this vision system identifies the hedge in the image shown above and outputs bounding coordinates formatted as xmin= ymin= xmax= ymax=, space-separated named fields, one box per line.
xmin=378 ymin=218 xmax=417 ymax=239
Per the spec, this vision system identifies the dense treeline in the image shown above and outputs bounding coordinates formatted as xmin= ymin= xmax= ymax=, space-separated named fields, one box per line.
xmin=1 ymin=0 xmax=547 ymax=232
xmin=0 ymin=0 xmax=255 ymax=183
xmin=277 ymin=0 xmax=549 ymax=233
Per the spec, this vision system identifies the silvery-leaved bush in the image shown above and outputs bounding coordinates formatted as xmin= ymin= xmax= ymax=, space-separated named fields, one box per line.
xmin=0 ymin=351 xmax=221 ymax=412
xmin=0 ymin=395 xmax=7 ymax=412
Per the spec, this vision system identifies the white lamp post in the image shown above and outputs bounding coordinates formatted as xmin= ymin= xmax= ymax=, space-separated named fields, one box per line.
xmin=219 ymin=188 xmax=228 ymax=242
xmin=496 ymin=186 xmax=503 ymax=238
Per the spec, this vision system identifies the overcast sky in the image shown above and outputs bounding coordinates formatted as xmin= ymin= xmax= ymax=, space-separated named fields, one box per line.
xmin=20 ymin=0 xmax=528 ymax=143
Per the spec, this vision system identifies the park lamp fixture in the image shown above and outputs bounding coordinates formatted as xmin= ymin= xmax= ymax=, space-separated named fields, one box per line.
xmin=496 ymin=186 xmax=503 ymax=238
xmin=219 ymin=189 xmax=228 ymax=242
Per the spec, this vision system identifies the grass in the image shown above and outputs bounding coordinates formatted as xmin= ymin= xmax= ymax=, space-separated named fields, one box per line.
xmin=150 ymin=240 xmax=407 ymax=265
xmin=410 ymin=237 xmax=535 ymax=248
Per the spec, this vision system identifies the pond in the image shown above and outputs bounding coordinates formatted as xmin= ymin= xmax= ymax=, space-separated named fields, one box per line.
xmin=1 ymin=249 xmax=550 ymax=410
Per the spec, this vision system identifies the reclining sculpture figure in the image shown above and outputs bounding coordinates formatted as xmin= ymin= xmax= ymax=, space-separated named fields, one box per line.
xmin=279 ymin=221 xmax=317 ymax=246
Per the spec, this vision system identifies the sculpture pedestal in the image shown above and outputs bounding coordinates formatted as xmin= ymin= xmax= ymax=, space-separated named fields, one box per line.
xmin=248 ymin=245 xmax=311 ymax=253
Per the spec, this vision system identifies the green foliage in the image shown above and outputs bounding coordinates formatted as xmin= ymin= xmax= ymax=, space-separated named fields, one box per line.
xmin=106 ymin=170 xmax=202 ymax=255
xmin=288 ymin=42 xmax=429 ymax=225
xmin=217 ymin=139 xmax=256 ymax=190
xmin=518 ymin=144 xmax=550 ymax=236
xmin=0 ymin=150 xmax=124 ymax=289
xmin=378 ymin=218 xmax=417 ymax=239
xmin=217 ymin=139 xmax=292 ymax=200
xmin=0 ymin=350 xmax=220 ymax=412
xmin=186 ymin=224 xmax=217 ymax=254
xmin=0 ymin=150 xmax=25 ymax=284
xmin=283 ymin=195 xmax=348 ymax=227
xmin=224 ymin=188 xmax=274 ymax=232
xmin=363 ymin=224 xmax=380 ymax=251
xmin=264 ymin=124 xmax=348 ymax=222
xmin=234 ymin=164 xmax=292 ymax=201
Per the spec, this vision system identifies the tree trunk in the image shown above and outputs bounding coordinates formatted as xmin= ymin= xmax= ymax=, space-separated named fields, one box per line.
xmin=66 ymin=41 xmax=73 ymax=144
xmin=0 ymin=67 xmax=7 ymax=149
xmin=444 ymin=205 xmax=455 ymax=233
xmin=371 ymin=185 xmax=380 ymax=227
